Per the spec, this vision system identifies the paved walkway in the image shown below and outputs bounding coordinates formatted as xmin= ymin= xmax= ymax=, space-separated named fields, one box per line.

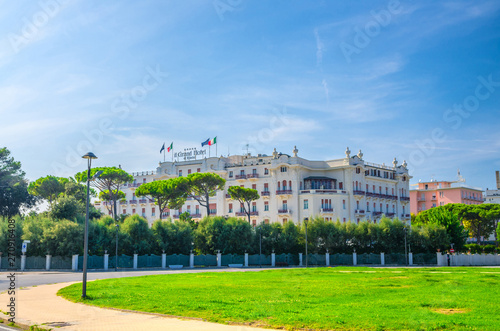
xmin=0 ymin=281 xmax=278 ymax=331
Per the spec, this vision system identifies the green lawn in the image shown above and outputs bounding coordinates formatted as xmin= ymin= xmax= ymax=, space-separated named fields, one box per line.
xmin=58 ymin=267 xmax=500 ymax=330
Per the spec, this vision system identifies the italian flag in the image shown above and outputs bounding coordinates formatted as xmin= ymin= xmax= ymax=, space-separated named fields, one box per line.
xmin=208 ymin=137 xmax=217 ymax=146
xmin=167 ymin=142 xmax=173 ymax=152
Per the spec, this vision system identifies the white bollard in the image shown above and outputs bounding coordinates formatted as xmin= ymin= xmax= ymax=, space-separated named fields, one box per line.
xmin=133 ymin=254 xmax=138 ymax=270
xmin=21 ymin=254 xmax=26 ymax=271
xmin=436 ymin=252 xmax=444 ymax=266
xmin=46 ymin=255 xmax=51 ymax=271
xmin=299 ymin=253 xmax=303 ymax=266
xmin=244 ymin=253 xmax=248 ymax=267
xmin=326 ymin=252 xmax=330 ymax=266
xmin=271 ymin=253 xmax=276 ymax=267
xmin=353 ymin=252 xmax=357 ymax=266
xmin=72 ymin=254 xmax=79 ymax=271
xmin=380 ymin=253 xmax=385 ymax=266
xmin=217 ymin=252 xmax=222 ymax=267
xmin=190 ymin=253 xmax=194 ymax=268
xmin=162 ymin=253 xmax=166 ymax=269
xmin=104 ymin=254 xmax=109 ymax=270
xmin=409 ymin=252 xmax=413 ymax=266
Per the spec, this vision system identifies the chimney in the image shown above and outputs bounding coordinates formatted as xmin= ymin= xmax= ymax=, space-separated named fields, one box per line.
xmin=496 ymin=170 xmax=500 ymax=189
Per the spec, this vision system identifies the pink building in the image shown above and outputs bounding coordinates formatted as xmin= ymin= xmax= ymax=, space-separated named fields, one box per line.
xmin=410 ymin=180 xmax=483 ymax=214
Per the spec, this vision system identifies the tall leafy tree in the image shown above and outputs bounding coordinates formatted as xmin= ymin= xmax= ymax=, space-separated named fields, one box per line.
xmin=28 ymin=175 xmax=68 ymax=205
xmin=449 ymin=204 xmax=500 ymax=245
xmin=151 ymin=219 xmax=194 ymax=254
xmin=64 ymin=178 xmax=95 ymax=205
xmin=49 ymin=195 xmax=85 ymax=221
xmin=120 ymin=214 xmax=152 ymax=255
xmin=228 ymin=186 xmax=260 ymax=223
xmin=0 ymin=147 xmax=37 ymax=217
xmin=187 ymin=173 xmax=226 ymax=216
xmin=414 ymin=205 xmax=468 ymax=250
xmin=75 ymin=166 xmax=133 ymax=220
xmin=99 ymin=189 xmax=126 ymax=216
xmin=194 ymin=216 xmax=252 ymax=254
xmin=135 ymin=177 xmax=189 ymax=220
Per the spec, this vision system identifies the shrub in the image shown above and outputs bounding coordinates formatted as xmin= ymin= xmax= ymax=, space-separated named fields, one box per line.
xmin=482 ymin=244 xmax=497 ymax=254
xmin=464 ymin=243 xmax=482 ymax=254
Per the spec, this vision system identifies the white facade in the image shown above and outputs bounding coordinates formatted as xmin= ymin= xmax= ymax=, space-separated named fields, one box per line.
xmin=485 ymin=189 xmax=500 ymax=204
xmin=95 ymin=147 xmax=412 ymax=227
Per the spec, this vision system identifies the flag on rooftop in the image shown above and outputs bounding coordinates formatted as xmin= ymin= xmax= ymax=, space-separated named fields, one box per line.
xmin=208 ymin=137 xmax=217 ymax=146
xmin=160 ymin=143 xmax=165 ymax=153
xmin=201 ymin=138 xmax=209 ymax=147
xmin=167 ymin=142 xmax=173 ymax=152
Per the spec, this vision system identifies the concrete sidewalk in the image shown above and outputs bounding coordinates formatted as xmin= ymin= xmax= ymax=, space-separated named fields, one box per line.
xmin=0 ymin=282 xmax=278 ymax=331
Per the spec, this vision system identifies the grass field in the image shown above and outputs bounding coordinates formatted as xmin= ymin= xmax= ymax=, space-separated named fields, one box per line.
xmin=58 ymin=267 xmax=500 ymax=330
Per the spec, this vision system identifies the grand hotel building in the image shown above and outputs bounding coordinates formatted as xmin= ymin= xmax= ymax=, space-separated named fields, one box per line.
xmin=95 ymin=147 xmax=412 ymax=227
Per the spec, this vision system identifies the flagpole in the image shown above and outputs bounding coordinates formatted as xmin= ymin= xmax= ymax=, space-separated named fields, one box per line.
xmin=163 ymin=142 xmax=166 ymax=162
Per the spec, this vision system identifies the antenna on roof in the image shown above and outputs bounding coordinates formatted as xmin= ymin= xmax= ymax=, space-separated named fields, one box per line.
xmin=457 ymin=168 xmax=465 ymax=183
xmin=243 ymin=144 xmax=250 ymax=156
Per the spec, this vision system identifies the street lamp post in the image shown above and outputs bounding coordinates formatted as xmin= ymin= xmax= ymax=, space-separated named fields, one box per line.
xmin=304 ymin=217 xmax=309 ymax=268
xmin=259 ymin=225 xmax=262 ymax=268
xmin=115 ymin=223 xmax=119 ymax=271
xmin=115 ymin=183 xmax=120 ymax=272
xmin=81 ymin=152 xmax=97 ymax=299
xmin=404 ymin=226 xmax=408 ymax=266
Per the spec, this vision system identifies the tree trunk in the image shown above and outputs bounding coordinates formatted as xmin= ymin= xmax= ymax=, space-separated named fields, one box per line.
xmin=206 ymin=193 xmax=210 ymax=216
xmin=113 ymin=199 xmax=117 ymax=221
xmin=247 ymin=201 xmax=251 ymax=223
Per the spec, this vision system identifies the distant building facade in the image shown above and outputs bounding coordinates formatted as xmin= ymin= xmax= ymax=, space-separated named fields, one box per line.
xmin=485 ymin=171 xmax=500 ymax=204
xmin=96 ymin=147 xmax=412 ymax=227
xmin=410 ymin=176 xmax=483 ymax=214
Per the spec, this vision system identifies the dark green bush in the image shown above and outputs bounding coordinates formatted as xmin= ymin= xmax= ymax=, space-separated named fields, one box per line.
xmin=482 ymin=244 xmax=497 ymax=254
xmin=464 ymin=243 xmax=482 ymax=254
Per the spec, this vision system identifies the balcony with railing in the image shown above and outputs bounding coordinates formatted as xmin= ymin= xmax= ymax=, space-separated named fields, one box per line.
xmin=247 ymin=174 xmax=259 ymax=179
xmin=401 ymin=213 xmax=411 ymax=218
xmin=119 ymin=200 xmax=127 ymax=205
xmin=278 ymin=209 xmax=291 ymax=214
xmin=139 ymin=199 xmax=148 ymax=204
xmin=172 ymin=214 xmax=180 ymax=219
xmin=190 ymin=213 xmax=202 ymax=218
xmin=417 ymin=197 xmax=426 ymax=201
xmin=355 ymin=209 xmax=365 ymax=214
xmin=250 ymin=211 xmax=259 ymax=216
xmin=129 ymin=200 xmax=138 ymax=204
xmin=276 ymin=190 xmax=293 ymax=195
xmin=235 ymin=175 xmax=246 ymax=180
xmin=366 ymin=192 xmax=388 ymax=199
xmin=261 ymin=191 xmax=270 ymax=196
xmin=353 ymin=190 xmax=365 ymax=196
xmin=128 ymin=183 xmax=141 ymax=188
xmin=226 ymin=194 xmax=231 ymax=199
xmin=300 ymin=189 xmax=344 ymax=194
xmin=386 ymin=212 xmax=395 ymax=217
xmin=236 ymin=212 xmax=247 ymax=217
xmin=372 ymin=211 xmax=383 ymax=216
xmin=321 ymin=208 xmax=334 ymax=213
xmin=400 ymin=196 xmax=410 ymax=201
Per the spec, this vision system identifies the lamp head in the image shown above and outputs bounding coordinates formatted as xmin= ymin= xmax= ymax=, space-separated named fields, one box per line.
xmin=82 ymin=152 xmax=98 ymax=160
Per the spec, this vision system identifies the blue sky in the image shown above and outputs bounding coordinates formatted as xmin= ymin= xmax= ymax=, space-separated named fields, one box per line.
xmin=1 ymin=0 xmax=499 ymax=190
